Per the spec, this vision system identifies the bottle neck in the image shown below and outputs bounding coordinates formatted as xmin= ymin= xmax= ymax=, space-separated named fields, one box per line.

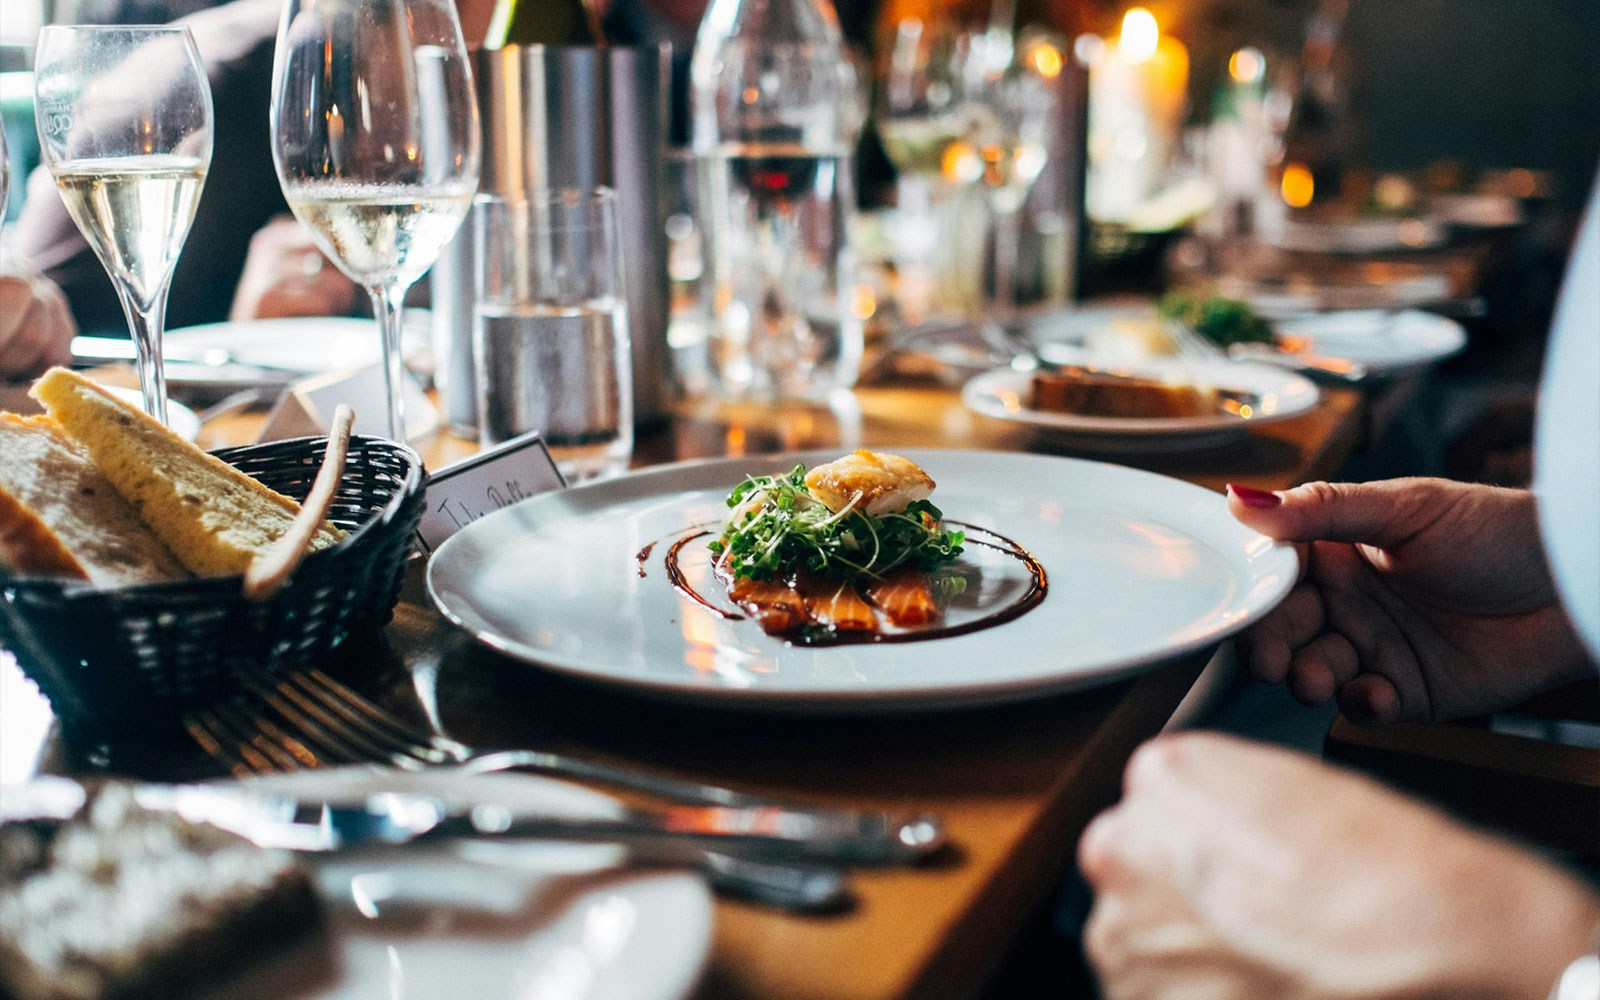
xmin=484 ymin=0 xmax=605 ymax=49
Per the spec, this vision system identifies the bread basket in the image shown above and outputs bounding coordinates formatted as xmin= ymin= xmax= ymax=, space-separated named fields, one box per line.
xmin=0 ymin=434 xmax=425 ymax=736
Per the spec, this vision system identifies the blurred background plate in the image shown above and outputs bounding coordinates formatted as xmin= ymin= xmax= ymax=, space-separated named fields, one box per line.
xmin=963 ymin=360 xmax=1320 ymax=454
xmin=71 ymin=316 xmax=431 ymax=398
xmin=1273 ymin=309 xmax=1467 ymax=378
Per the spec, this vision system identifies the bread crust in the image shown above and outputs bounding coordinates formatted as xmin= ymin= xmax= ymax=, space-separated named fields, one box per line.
xmin=0 ymin=487 xmax=89 ymax=580
xmin=0 ymin=412 xmax=183 ymax=585
xmin=30 ymin=368 xmax=344 ymax=577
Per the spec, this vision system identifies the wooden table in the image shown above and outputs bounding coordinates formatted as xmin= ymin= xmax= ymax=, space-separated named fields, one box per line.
xmin=2 ymin=375 xmax=1364 ymax=1000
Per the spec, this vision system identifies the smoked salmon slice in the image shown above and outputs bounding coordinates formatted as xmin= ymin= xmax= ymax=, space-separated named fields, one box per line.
xmin=726 ymin=575 xmax=808 ymax=635
xmin=865 ymin=569 xmax=939 ymax=627
xmin=797 ymin=575 xmax=876 ymax=631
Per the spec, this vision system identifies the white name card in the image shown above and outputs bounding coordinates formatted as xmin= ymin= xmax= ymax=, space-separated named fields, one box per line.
xmin=257 ymin=363 xmax=437 ymax=444
xmin=415 ymin=430 xmax=566 ymax=552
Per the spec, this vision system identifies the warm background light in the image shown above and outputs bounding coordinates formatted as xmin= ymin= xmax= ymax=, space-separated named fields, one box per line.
xmin=1117 ymin=8 xmax=1160 ymax=64
xmin=1281 ymin=163 xmax=1315 ymax=207
xmin=1028 ymin=41 xmax=1064 ymax=80
xmin=1228 ymin=46 xmax=1265 ymax=85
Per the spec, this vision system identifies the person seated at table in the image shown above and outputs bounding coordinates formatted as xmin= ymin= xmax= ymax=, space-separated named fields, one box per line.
xmin=0 ymin=263 xmax=75 ymax=379
xmin=1078 ymin=185 xmax=1600 ymax=999
xmin=0 ymin=208 xmax=356 ymax=380
xmin=11 ymin=0 xmax=295 ymax=337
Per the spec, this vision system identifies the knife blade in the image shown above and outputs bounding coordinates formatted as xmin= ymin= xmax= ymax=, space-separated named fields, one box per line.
xmin=134 ymin=785 xmax=855 ymax=911
xmin=70 ymin=335 xmax=300 ymax=382
xmin=139 ymin=785 xmax=944 ymax=864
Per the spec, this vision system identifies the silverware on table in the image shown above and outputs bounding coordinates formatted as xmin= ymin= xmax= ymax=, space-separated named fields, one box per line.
xmin=1225 ymin=342 xmax=1370 ymax=383
xmin=70 ymin=334 xmax=302 ymax=381
xmin=177 ymin=786 xmax=939 ymax=865
xmin=181 ymin=668 xmax=947 ymax=911
xmin=185 ymin=669 xmax=944 ymax=858
xmin=136 ymin=783 xmax=851 ymax=912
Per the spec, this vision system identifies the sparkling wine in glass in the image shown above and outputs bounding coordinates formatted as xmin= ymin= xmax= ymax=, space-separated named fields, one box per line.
xmin=271 ymin=0 xmax=480 ymax=441
xmin=877 ymin=20 xmax=980 ymax=186
xmin=33 ymin=26 xmax=212 ymax=424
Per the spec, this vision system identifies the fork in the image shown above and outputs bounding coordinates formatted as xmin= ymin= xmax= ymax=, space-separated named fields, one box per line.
xmin=184 ymin=672 xmax=944 ymax=847
xmin=212 ymin=669 xmax=941 ymax=849
xmin=1165 ymin=318 xmax=1373 ymax=386
xmin=183 ymin=684 xmax=859 ymax=911
xmin=1162 ymin=319 xmax=1228 ymax=362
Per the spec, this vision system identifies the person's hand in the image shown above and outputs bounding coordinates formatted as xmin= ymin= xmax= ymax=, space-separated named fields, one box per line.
xmin=1225 ymin=479 xmax=1594 ymax=724
xmin=229 ymin=215 xmax=358 ymax=322
xmin=0 ymin=264 xmax=75 ymax=379
xmin=1079 ymin=732 xmax=1600 ymax=1000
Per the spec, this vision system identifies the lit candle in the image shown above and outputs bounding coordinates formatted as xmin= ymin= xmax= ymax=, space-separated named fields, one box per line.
xmin=1084 ymin=7 xmax=1190 ymax=223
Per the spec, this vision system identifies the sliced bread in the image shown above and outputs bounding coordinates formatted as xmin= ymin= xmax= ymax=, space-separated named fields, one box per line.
xmin=0 ymin=414 xmax=187 ymax=585
xmin=30 ymin=369 xmax=345 ymax=577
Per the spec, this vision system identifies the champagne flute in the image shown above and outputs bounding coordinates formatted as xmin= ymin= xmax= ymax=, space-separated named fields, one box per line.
xmin=1 ymin=117 xmax=11 ymax=235
xmin=33 ymin=26 xmax=213 ymax=424
xmin=270 ymin=0 xmax=480 ymax=441
xmin=876 ymin=20 xmax=981 ymax=189
xmin=964 ymin=34 xmax=1055 ymax=319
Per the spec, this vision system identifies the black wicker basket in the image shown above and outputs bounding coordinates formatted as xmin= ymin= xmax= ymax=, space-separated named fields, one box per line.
xmin=0 ymin=434 xmax=425 ymax=736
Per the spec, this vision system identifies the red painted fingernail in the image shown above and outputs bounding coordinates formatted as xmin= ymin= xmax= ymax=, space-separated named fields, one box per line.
xmin=1228 ymin=483 xmax=1282 ymax=508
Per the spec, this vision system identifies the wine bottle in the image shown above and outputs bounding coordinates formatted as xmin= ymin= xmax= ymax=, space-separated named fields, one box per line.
xmin=483 ymin=0 xmax=604 ymax=48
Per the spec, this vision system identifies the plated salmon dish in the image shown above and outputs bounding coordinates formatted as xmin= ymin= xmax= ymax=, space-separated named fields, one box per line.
xmin=707 ymin=450 xmax=968 ymax=639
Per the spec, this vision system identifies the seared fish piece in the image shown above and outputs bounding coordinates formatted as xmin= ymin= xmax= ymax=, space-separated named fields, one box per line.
xmin=803 ymin=450 xmax=935 ymax=516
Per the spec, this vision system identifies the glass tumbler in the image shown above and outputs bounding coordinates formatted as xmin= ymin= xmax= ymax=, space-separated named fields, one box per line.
xmin=474 ymin=188 xmax=634 ymax=482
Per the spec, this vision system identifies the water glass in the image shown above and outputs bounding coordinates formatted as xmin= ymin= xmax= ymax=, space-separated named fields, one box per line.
xmin=474 ymin=188 xmax=633 ymax=481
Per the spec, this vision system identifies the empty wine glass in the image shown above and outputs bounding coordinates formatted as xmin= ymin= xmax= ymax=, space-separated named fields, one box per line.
xmin=33 ymin=26 xmax=213 ymax=424
xmin=270 ymin=0 xmax=480 ymax=441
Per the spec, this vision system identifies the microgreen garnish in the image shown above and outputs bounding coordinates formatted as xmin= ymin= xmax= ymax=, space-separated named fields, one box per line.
xmin=712 ymin=464 xmax=965 ymax=582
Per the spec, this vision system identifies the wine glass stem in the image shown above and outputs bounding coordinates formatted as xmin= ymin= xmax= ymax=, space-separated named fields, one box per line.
xmin=369 ymin=282 xmax=409 ymax=441
xmin=116 ymin=285 xmax=170 ymax=425
xmin=992 ymin=206 xmax=1022 ymax=314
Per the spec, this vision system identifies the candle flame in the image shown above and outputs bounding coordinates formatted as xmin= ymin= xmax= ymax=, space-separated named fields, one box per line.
xmin=1118 ymin=8 xmax=1160 ymax=64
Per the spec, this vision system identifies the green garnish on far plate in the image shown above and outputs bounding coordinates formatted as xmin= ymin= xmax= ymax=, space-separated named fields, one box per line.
xmin=1158 ymin=292 xmax=1275 ymax=348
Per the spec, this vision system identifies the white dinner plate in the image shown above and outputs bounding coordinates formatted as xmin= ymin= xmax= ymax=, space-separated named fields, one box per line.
xmin=156 ymin=316 xmax=429 ymax=392
xmin=193 ymin=768 xmax=713 ymax=1000
xmin=1025 ymin=303 xmax=1465 ymax=381
xmin=107 ymin=387 xmax=201 ymax=442
xmin=962 ymin=359 xmax=1321 ymax=454
xmin=1272 ymin=309 xmax=1467 ymax=378
xmin=427 ymin=449 xmax=1298 ymax=712
xmin=0 ymin=384 xmax=199 ymax=441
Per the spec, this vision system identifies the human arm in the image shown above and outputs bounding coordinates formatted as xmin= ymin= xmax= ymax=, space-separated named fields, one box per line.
xmin=1225 ymin=478 xmax=1595 ymax=724
xmin=0 ymin=262 xmax=75 ymax=379
xmin=1078 ymin=731 xmax=1600 ymax=1000
xmin=229 ymin=216 xmax=358 ymax=321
